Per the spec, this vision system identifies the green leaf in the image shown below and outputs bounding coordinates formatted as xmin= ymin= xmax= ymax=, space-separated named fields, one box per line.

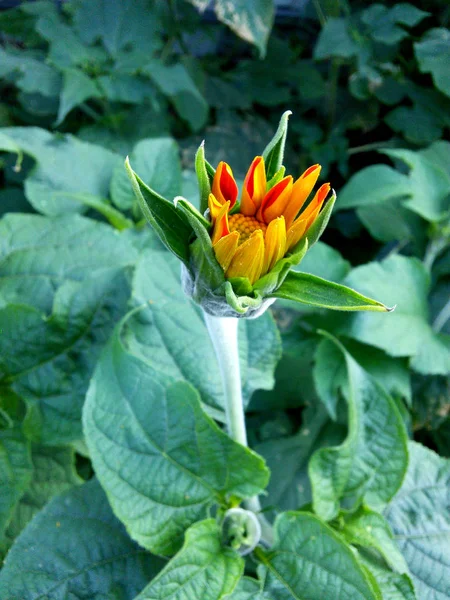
xmin=0 ymin=479 xmax=163 ymax=599
xmin=73 ymin=0 xmax=163 ymax=57
xmin=224 ymin=576 xmax=266 ymax=599
xmin=0 ymin=410 xmax=32 ymax=548
xmin=83 ymin=317 xmax=269 ymax=555
xmin=336 ymin=165 xmax=412 ymax=211
xmin=129 ymin=249 xmax=280 ymax=414
xmin=212 ymin=0 xmax=274 ymax=58
xmin=0 ymin=127 xmax=120 ymax=216
xmin=385 ymin=105 xmax=443 ymax=145
xmin=415 ymin=28 xmax=450 ymax=98
xmin=340 ymin=255 xmax=450 ymax=375
xmin=335 ymin=164 xmax=427 ymax=244
xmin=256 ymin=403 xmax=345 ymax=511
xmin=142 ymin=60 xmax=208 ymax=132
xmin=0 ymin=214 xmax=136 ymax=445
xmin=309 ymin=334 xmax=408 ymax=521
xmin=112 ymin=138 xmax=181 ymax=211
xmin=385 ymin=442 xmax=450 ymax=600
xmin=56 ymin=68 xmax=101 ymax=125
xmin=382 ymin=149 xmax=450 ymax=222
xmin=314 ymin=338 xmax=411 ymax=420
xmin=125 ymin=157 xmax=193 ymax=265
xmin=271 ymin=271 xmax=391 ymax=312
xmin=359 ymin=553 xmax=416 ymax=600
xmin=340 ymin=507 xmax=409 ymax=574
xmin=361 ymin=4 xmax=429 ymax=45
xmin=4 ymin=444 xmax=82 ymax=548
xmin=0 ymin=48 xmax=61 ymax=98
xmin=34 ymin=7 xmax=101 ymax=68
xmin=293 ymin=241 xmax=350 ymax=282
xmin=262 ymin=110 xmax=292 ymax=182
xmin=314 ymin=18 xmax=360 ymax=60
xmin=136 ymin=520 xmax=243 ymax=599
xmin=256 ymin=511 xmax=379 ymax=600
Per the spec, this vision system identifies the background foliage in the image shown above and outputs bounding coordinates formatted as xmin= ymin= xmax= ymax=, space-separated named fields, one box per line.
xmin=0 ymin=1 xmax=449 ymax=599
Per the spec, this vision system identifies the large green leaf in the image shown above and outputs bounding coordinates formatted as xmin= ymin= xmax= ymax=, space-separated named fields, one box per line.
xmin=0 ymin=479 xmax=163 ymax=599
xmin=359 ymin=553 xmax=416 ymax=600
xmin=415 ymin=28 xmax=450 ymax=98
xmin=0 ymin=127 xmax=120 ymax=216
xmin=271 ymin=271 xmax=391 ymax=312
xmin=385 ymin=442 xmax=450 ymax=600
xmin=340 ymin=507 xmax=408 ymax=574
xmin=0 ymin=47 xmax=61 ymax=98
xmin=111 ymin=138 xmax=181 ymax=211
xmin=293 ymin=241 xmax=351 ymax=282
xmin=224 ymin=577 xmax=267 ymax=599
xmin=361 ymin=4 xmax=429 ymax=45
xmin=83 ymin=318 xmax=270 ymax=555
xmin=190 ymin=0 xmax=274 ymax=58
xmin=314 ymin=338 xmax=411 ymax=420
xmin=0 ymin=405 xmax=32 ymax=549
xmin=336 ymin=165 xmax=411 ymax=211
xmin=339 ymin=255 xmax=450 ymax=375
xmin=314 ymin=18 xmax=360 ymax=60
xmin=256 ymin=404 xmax=345 ymax=511
xmin=382 ymin=149 xmax=450 ymax=223
xmin=129 ymin=249 xmax=281 ymax=414
xmin=56 ymin=68 xmax=101 ymax=124
xmin=0 ymin=214 xmax=136 ymax=445
xmin=309 ymin=335 xmax=408 ymax=521
xmin=142 ymin=60 xmax=208 ymax=132
xmin=256 ymin=512 xmax=379 ymax=600
xmin=4 ymin=444 xmax=82 ymax=549
xmin=136 ymin=520 xmax=243 ymax=599
xmin=73 ymin=0 xmax=163 ymax=57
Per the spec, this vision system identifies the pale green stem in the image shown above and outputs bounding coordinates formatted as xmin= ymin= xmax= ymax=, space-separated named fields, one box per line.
xmin=203 ymin=312 xmax=274 ymax=546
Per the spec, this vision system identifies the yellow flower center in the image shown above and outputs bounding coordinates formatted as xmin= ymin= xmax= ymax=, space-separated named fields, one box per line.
xmin=229 ymin=213 xmax=267 ymax=245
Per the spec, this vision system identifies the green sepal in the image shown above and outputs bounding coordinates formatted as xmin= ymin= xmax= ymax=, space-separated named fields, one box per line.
xmin=266 ymin=165 xmax=286 ymax=191
xmin=228 ymin=277 xmax=253 ymax=296
xmin=205 ymin=158 xmax=216 ymax=181
xmin=253 ymin=238 xmax=309 ymax=296
xmin=125 ymin=157 xmax=193 ymax=265
xmin=195 ymin=142 xmax=212 ymax=215
xmin=262 ymin=110 xmax=292 ymax=181
xmin=271 ymin=271 xmax=394 ymax=312
xmin=303 ymin=189 xmax=337 ymax=248
xmin=175 ymin=196 xmax=211 ymax=231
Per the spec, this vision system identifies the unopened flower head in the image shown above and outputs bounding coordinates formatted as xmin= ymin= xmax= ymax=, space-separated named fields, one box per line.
xmin=208 ymin=157 xmax=331 ymax=286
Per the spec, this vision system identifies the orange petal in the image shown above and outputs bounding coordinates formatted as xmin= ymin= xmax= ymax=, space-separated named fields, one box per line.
xmin=213 ymin=231 xmax=240 ymax=272
xmin=263 ymin=216 xmax=286 ymax=275
xmin=286 ymin=217 xmax=308 ymax=251
xmin=257 ymin=176 xmax=293 ymax=223
xmin=240 ymin=156 xmax=267 ymax=216
xmin=208 ymin=193 xmax=223 ymax=222
xmin=212 ymin=161 xmax=238 ymax=208
xmin=299 ymin=182 xmax=330 ymax=225
xmin=283 ymin=164 xmax=321 ymax=228
xmin=286 ymin=183 xmax=330 ymax=251
xmin=226 ymin=229 xmax=264 ymax=285
xmin=211 ymin=201 xmax=230 ymax=245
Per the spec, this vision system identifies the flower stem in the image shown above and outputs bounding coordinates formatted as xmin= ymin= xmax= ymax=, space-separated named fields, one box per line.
xmin=204 ymin=313 xmax=247 ymax=445
xmin=203 ymin=311 xmax=274 ymax=546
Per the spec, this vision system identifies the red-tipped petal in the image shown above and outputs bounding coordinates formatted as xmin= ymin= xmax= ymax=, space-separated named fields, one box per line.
xmin=241 ymin=156 xmax=267 ymax=216
xmin=257 ymin=176 xmax=293 ymax=223
xmin=211 ymin=200 xmax=231 ymax=245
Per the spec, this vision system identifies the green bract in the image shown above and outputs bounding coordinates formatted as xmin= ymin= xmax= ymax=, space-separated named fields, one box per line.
xmin=126 ymin=112 xmax=391 ymax=318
